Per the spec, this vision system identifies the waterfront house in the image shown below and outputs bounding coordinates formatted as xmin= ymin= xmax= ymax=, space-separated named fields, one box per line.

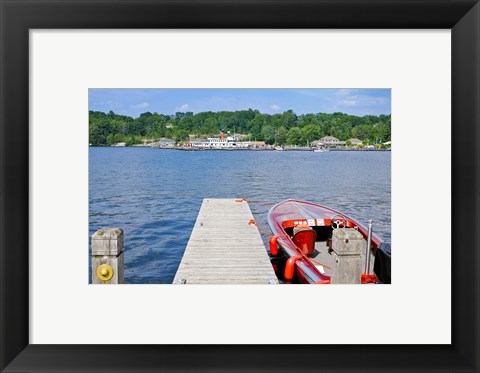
xmin=314 ymin=136 xmax=346 ymax=148
xmin=319 ymin=136 xmax=341 ymax=145
xmin=311 ymin=140 xmax=325 ymax=147
xmin=347 ymin=138 xmax=363 ymax=145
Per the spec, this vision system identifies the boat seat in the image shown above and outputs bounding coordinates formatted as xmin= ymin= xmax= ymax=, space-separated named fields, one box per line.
xmin=293 ymin=229 xmax=317 ymax=255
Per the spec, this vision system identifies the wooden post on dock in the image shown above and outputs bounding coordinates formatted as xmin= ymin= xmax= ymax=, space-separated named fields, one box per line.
xmin=91 ymin=228 xmax=124 ymax=284
xmin=330 ymin=228 xmax=364 ymax=284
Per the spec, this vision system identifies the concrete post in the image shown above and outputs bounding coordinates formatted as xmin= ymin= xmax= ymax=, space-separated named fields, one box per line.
xmin=330 ymin=228 xmax=364 ymax=284
xmin=91 ymin=228 xmax=124 ymax=284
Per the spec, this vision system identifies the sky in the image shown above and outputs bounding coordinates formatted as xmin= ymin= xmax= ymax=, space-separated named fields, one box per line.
xmin=89 ymin=88 xmax=391 ymax=118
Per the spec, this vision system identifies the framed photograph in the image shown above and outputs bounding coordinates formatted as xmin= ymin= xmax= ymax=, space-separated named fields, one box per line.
xmin=1 ymin=0 xmax=479 ymax=372
xmin=87 ymin=87 xmax=392 ymax=287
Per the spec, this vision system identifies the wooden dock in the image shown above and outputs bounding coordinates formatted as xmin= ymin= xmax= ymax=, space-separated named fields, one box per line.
xmin=173 ymin=198 xmax=278 ymax=284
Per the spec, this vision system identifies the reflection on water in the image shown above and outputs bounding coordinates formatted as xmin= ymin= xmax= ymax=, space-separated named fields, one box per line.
xmin=89 ymin=148 xmax=391 ymax=284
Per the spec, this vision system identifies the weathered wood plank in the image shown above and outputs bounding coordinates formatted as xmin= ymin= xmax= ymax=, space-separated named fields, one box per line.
xmin=173 ymin=198 xmax=278 ymax=284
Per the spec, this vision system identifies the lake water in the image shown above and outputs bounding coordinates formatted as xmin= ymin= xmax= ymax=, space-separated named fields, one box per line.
xmin=89 ymin=148 xmax=391 ymax=284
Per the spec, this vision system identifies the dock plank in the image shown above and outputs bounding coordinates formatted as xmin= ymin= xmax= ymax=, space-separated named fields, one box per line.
xmin=173 ymin=198 xmax=278 ymax=284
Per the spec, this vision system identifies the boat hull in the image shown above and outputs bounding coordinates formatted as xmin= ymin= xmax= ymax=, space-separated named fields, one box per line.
xmin=268 ymin=200 xmax=383 ymax=284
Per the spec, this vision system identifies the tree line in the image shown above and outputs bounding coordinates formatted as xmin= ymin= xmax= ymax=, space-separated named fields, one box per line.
xmin=89 ymin=109 xmax=391 ymax=147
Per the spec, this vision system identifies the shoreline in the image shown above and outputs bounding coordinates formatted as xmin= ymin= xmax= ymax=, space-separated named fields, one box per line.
xmin=91 ymin=145 xmax=391 ymax=152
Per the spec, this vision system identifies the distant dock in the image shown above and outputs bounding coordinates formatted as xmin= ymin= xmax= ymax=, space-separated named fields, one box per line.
xmin=173 ymin=198 xmax=278 ymax=284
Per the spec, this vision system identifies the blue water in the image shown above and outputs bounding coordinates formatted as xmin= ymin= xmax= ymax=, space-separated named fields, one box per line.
xmin=89 ymin=148 xmax=391 ymax=284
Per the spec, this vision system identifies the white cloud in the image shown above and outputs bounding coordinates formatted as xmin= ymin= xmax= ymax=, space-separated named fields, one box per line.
xmin=270 ymin=104 xmax=281 ymax=111
xmin=335 ymin=90 xmax=387 ymax=111
xmin=338 ymin=96 xmax=386 ymax=108
xmin=130 ymin=102 xmax=149 ymax=109
xmin=338 ymin=99 xmax=358 ymax=106
xmin=176 ymin=103 xmax=190 ymax=112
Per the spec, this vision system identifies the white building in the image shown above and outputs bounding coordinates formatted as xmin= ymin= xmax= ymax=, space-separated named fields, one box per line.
xmin=191 ymin=137 xmax=250 ymax=149
xmin=312 ymin=136 xmax=346 ymax=147
xmin=319 ymin=136 xmax=342 ymax=145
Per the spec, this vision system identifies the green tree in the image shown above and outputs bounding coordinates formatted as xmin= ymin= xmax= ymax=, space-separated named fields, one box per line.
xmin=88 ymin=109 xmax=390 ymax=147
xmin=300 ymin=124 xmax=322 ymax=146
xmin=275 ymin=126 xmax=288 ymax=145
xmin=175 ymin=129 xmax=190 ymax=142
xmin=286 ymin=127 xmax=302 ymax=145
xmin=281 ymin=110 xmax=298 ymax=128
xmin=376 ymin=122 xmax=391 ymax=143
xmin=125 ymin=135 xmax=142 ymax=146
xmin=261 ymin=125 xmax=275 ymax=144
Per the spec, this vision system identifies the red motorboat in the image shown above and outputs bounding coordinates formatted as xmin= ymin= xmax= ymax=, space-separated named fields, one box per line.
xmin=268 ymin=200 xmax=391 ymax=284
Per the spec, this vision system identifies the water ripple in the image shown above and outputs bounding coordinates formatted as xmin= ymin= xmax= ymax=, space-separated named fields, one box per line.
xmin=90 ymin=148 xmax=391 ymax=283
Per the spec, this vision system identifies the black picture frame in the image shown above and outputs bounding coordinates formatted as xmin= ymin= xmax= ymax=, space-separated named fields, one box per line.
xmin=1 ymin=0 xmax=479 ymax=371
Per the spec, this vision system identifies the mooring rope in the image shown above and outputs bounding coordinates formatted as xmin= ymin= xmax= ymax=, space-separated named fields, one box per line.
xmin=235 ymin=198 xmax=273 ymax=207
xmin=248 ymin=219 xmax=273 ymax=238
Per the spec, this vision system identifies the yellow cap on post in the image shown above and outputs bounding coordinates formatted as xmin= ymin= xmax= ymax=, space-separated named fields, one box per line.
xmin=96 ymin=264 xmax=114 ymax=281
